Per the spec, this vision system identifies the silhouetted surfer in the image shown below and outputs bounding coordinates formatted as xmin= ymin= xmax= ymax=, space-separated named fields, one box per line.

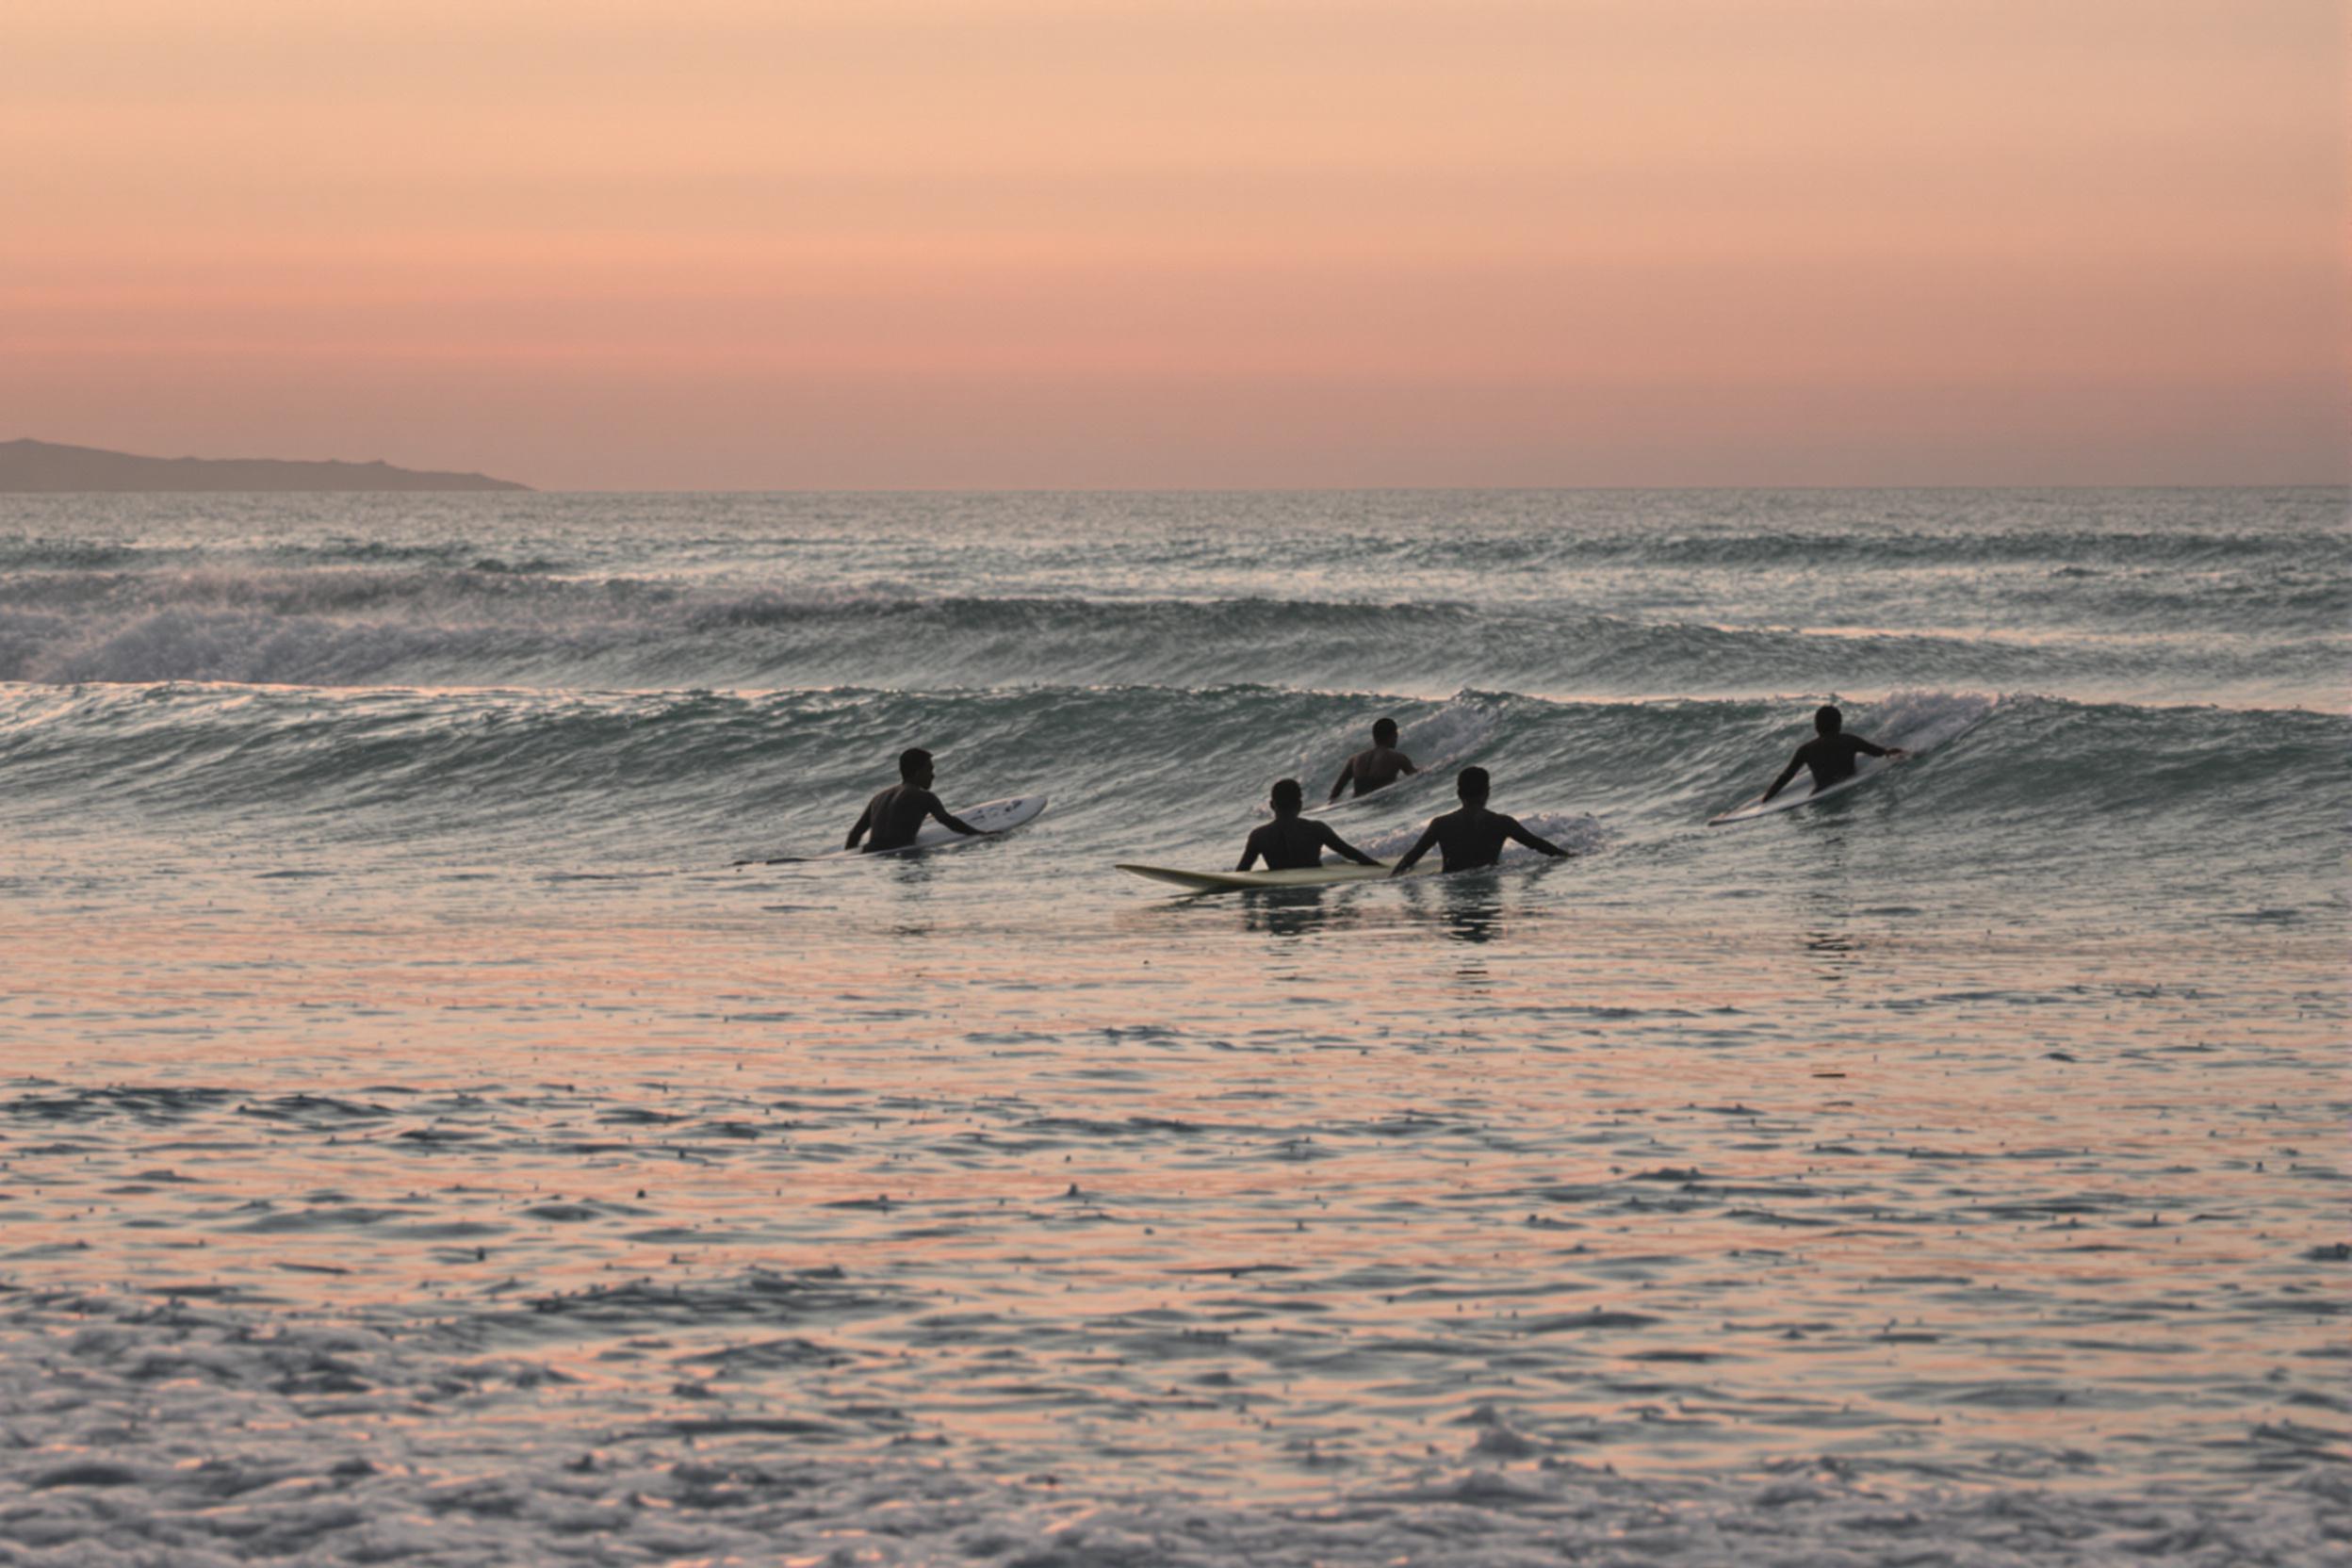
xmin=845 ymin=748 xmax=982 ymax=853
xmin=1239 ymin=778 xmax=1382 ymax=872
xmin=1390 ymin=766 xmax=1570 ymax=875
xmin=1328 ymin=717 xmax=1418 ymax=801
xmin=1759 ymin=705 xmax=1910 ymax=803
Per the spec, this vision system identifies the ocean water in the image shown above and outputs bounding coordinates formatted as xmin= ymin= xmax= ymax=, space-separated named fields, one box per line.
xmin=0 ymin=488 xmax=2343 ymax=1565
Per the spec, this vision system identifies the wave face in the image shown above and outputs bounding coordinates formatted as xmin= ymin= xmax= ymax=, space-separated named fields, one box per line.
xmin=0 ymin=681 xmax=2336 ymax=930
xmin=0 ymin=488 xmax=2341 ymax=705
xmin=0 ymin=487 xmax=2340 ymax=914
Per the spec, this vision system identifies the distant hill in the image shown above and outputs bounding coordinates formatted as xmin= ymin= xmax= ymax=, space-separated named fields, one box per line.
xmin=0 ymin=438 xmax=531 ymax=493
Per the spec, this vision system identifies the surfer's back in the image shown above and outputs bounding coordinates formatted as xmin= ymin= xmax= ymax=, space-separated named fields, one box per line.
xmin=859 ymin=783 xmax=939 ymax=852
xmin=1419 ymin=804 xmax=1520 ymax=871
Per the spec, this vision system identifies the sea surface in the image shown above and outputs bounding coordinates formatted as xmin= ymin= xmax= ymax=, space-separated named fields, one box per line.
xmin=0 ymin=489 xmax=2343 ymax=1565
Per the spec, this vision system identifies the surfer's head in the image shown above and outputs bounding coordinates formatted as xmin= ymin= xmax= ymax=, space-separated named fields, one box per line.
xmin=1815 ymin=705 xmax=1843 ymax=735
xmin=898 ymin=746 xmax=934 ymax=785
xmin=1457 ymin=765 xmax=1491 ymax=804
xmin=1373 ymin=717 xmax=1399 ymax=746
xmin=1269 ymin=777 xmax=1304 ymax=817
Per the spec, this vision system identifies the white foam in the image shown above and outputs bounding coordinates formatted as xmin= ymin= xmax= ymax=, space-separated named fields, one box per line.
xmin=1 ymin=1292 xmax=2337 ymax=1565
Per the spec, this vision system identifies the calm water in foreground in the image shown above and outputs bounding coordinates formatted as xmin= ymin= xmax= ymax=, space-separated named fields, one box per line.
xmin=1 ymin=489 xmax=2343 ymax=1564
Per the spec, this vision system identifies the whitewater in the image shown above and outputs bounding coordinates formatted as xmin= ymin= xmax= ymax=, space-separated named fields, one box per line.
xmin=0 ymin=487 xmax=2343 ymax=1565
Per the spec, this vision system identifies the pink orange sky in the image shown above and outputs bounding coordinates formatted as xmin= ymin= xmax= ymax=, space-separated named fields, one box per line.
xmin=4 ymin=0 xmax=2344 ymax=489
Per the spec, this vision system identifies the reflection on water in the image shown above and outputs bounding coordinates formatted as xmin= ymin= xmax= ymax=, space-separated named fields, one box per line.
xmin=1804 ymin=931 xmax=1863 ymax=970
xmin=1234 ymin=887 xmax=1350 ymax=941
xmin=0 ymin=484 xmax=2343 ymax=1562
xmin=8 ymin=866 xmax=2336 ymax=1517
xmin=1397 ymin=877 xmax=1507 ymax=945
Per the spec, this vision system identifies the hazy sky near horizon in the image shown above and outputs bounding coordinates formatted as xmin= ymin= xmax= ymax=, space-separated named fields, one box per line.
xmin=4 ymin=0 xmax=2343 ymax=490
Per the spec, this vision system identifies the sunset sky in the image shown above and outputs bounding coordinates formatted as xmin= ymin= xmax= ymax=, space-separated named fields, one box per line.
xmin=4 ymin=0 xmax=2343 ymax=490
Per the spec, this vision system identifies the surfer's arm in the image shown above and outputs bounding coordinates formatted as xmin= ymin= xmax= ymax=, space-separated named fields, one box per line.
xmin=1389 ymin=824 xmax=1440 ymax=876
xmin=1759 ymin=749 xmax=1805 ymax=803
xmin=843 ymin=805 xmax=873 ymax=850
xmin=1854 ymin=736 xmax=1910 ymax=760
xmin=1397 ymin=754 xmax=1418 ymax=776
xmin=1319 ymin=823 xmax=1380 ymax=867
xmin=1236 ymin=827 xmax=1266 ymax=872
xmin=924 ymin=792 xmax=983 ymax=837
xmin=1504 ymin=816 xmax=1570 ymax=858
xmin=1327 ymin=758 xmax=1355 ymax=802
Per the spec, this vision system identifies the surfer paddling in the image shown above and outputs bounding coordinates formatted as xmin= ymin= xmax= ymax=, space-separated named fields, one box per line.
xmin=845 ymin=747 xmax=984 ymax=853
xmin=1390 ymin=766 xmax=1571 ymax=875
xmin=1328 ymin=717 xmax=1418 ymax=802
xmin=1239 ymin=779 xmax=1382 ymax=872
xmin=1758 ymin=705 xmax=1909 ymax=803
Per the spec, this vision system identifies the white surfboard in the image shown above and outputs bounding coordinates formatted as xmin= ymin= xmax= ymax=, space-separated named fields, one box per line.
xmin=1117 ymin=859 xmax=1429 ymax=893
xmin=745 ymin=794 xmax=1047 ymax=864
xmin=1707 ymin=761 xmax=1895 ymax=826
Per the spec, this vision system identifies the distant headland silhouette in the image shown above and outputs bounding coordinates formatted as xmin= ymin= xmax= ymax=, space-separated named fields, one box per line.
xmin=0 ymin=438 xmax=530 ymax=493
